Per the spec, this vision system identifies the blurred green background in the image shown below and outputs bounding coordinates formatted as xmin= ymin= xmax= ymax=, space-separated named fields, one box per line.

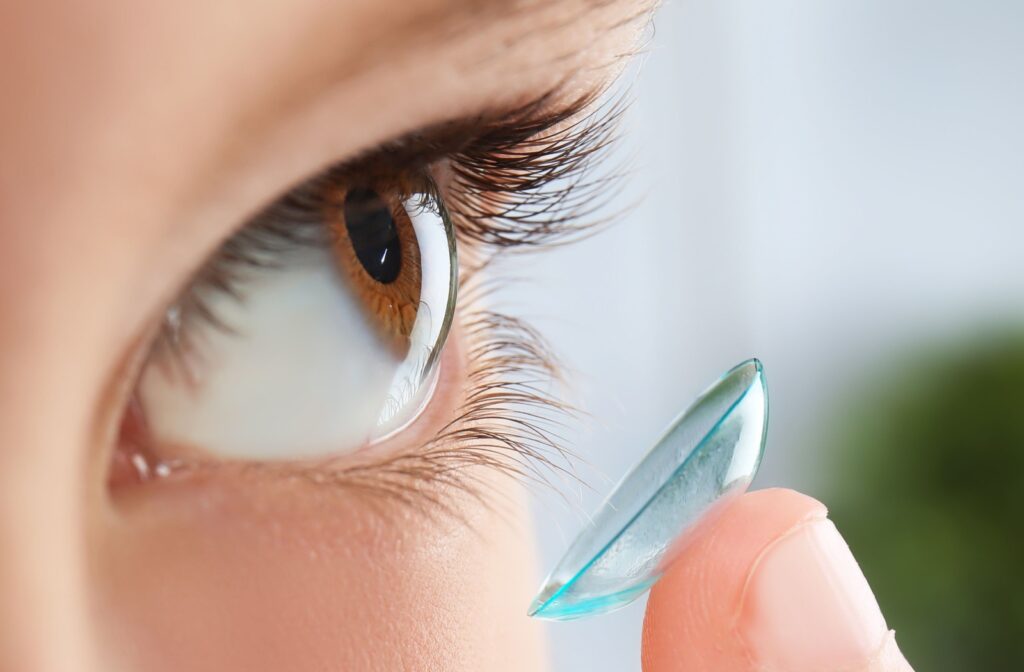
xmin=825 ymin=331 xmax=1024 ymax=671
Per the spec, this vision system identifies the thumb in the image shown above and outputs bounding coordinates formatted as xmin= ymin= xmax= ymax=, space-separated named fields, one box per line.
xmin=642 ymin=488 xmax=913 ymax=672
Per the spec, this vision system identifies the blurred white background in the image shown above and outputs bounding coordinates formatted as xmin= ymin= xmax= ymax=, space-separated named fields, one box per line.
xmin=506 ymin=1 xmax=1024 ymax=669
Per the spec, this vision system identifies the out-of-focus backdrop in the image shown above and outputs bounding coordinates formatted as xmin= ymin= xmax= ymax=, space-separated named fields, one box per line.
xmin=509 ymin=1 xmax=1024 ymax=670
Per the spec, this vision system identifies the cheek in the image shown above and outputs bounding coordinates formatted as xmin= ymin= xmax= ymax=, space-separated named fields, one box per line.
xmin=91 ymin=471 xmax=544 ymax=672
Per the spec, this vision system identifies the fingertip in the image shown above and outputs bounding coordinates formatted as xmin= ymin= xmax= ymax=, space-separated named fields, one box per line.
xmin=726 ymin=487 xmax=830 ymax=531
xmin=642 ymin=488 xmax=827 ymax=672
xmin=642 ymin=488 xmax=908 ymax=672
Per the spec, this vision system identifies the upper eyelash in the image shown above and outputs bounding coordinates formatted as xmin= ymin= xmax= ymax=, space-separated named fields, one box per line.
xmin=449 ymin=89 xmax=628 ymax=252
xmin=157 ymin=87 xmax=626 ymax=360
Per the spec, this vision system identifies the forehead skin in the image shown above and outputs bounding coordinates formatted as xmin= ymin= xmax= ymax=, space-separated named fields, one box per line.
xmin=0 ymin=0 xmax=653 ymax=670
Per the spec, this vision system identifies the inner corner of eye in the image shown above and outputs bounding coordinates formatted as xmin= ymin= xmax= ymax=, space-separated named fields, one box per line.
xmin=127 ymin=173 xmax=457 ymax=465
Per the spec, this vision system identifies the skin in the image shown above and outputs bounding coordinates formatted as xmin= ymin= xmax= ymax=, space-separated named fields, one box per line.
xmin=644 ymin=489 xmax=915 ymax=672
xmin=0 ymin=1 xmax=649 ymax=670
xmin=0 ymin=0 xmax=915 ymax=670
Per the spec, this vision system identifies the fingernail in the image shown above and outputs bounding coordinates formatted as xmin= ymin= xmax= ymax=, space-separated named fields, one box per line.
xmin=738 ymin=518 xmax=889 ymax=672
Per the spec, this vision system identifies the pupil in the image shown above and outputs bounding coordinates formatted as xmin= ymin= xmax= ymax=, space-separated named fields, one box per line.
xmin=342 ymin=187 xmax=402 ymax=284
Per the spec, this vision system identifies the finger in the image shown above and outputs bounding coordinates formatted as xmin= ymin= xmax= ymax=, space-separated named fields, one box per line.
xmin=641 ymin=488 xmax=913 ymax=672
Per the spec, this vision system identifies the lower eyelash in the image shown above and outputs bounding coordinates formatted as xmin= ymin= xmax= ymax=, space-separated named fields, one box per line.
xmin=292 ymin=307 xmax=582 ymax=518
xmin=129 ymin=302 xmax=582 ymax=520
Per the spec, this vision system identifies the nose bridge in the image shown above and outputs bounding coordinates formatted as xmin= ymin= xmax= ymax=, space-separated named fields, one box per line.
xmin=0 ymin=11 xmax=151 ymax=662
xmin=0 ymin=380 xmax=98 ymax=672
xmin=0 ymin=290 xmax=102 ymax=672
xmin=0 ymin=453 xmax=94 ymax=672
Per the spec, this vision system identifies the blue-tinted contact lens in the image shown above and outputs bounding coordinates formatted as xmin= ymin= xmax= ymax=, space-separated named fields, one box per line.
xmin=528 ymin=359 xmax=768 ymax=621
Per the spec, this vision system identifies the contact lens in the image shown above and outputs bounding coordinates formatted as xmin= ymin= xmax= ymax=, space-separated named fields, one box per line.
xmin=528 ymin=359 xmax=768 ymax=621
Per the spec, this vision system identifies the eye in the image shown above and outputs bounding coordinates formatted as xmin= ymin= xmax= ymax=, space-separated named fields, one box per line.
xmin=135 ymin=173 xmax=457 ymax=461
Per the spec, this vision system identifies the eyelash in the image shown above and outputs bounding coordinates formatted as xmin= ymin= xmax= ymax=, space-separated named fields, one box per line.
xmin=448 ymin=90 xmax=626 ymax=251
xmin=143 ymin=88 xmax=626 ymax=505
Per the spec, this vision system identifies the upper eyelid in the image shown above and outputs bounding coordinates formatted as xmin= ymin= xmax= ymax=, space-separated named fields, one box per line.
xmin=111 ymin=0 xmax=648 ymax=359
xmin=200 ymin=84 xmax=623 ymax=296
xmin=148 ymin=88 xmax=604 ymax=329
xmin=155 ymin=84 xmax=619 ymax=343
xmin=222 ymin=84 xmax=618 ymax=259
xmin=169 ymin=86 xmax=619 ymax=360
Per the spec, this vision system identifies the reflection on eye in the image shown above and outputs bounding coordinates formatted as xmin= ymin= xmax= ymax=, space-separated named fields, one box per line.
xmin=137 ymin=175 xmax=456 ymax=461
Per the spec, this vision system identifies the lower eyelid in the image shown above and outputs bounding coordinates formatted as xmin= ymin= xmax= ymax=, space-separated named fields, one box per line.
xmin=109 ymin=321 xmax=468 ymax=491
xmin=269 ymin=308 xmax=576 ymax=502
xmin=109 ymin=306 xmax=579 ymax=518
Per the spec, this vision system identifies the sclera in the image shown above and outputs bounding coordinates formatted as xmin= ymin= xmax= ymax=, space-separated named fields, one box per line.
xmin=529 ymin=359 xmax=768 ymax=621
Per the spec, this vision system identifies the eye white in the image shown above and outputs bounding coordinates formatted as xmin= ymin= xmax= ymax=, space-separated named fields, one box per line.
xmin=139 ymin=192 xmax=456 ymax=460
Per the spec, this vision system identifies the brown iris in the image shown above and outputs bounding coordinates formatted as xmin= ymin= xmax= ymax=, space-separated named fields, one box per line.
xmin=330 ymin=186 xmax=422 ymax=356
